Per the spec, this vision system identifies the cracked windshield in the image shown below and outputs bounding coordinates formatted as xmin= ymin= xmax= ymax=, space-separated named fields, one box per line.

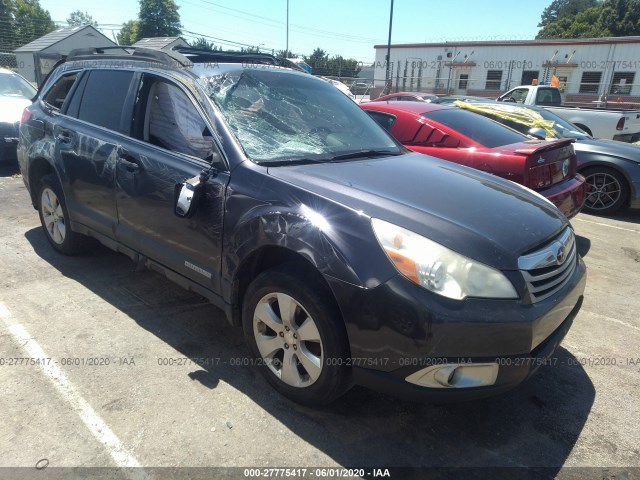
xmin=200 ymin=68 xmax=400 ymax=164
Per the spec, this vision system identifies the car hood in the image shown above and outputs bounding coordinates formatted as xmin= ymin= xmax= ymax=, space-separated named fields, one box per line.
xmin=0 ymin=95 xmax=30 ymax=123
xmin=268 ymin=152 xmax=568 ymax=270
xmin=575 ymin=138 xmax=640 ymax=163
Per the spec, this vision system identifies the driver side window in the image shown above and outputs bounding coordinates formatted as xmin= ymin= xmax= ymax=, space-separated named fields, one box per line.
xmin=507 ymin=89 xmax=528 ymax=104
xmin=135 ymin=75 xmax=218 ymax=162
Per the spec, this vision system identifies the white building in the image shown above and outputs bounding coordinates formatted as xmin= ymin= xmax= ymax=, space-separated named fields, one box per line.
xmin=14 ymin=25 xmax=117 ymax=84
xmin=373 ymin=37 xmax=640 ymax=104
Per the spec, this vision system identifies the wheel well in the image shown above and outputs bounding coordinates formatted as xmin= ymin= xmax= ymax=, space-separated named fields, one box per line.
xmin=28 ymin=158 xmax=55 ymax=207
xmin=230 ymin=246 xmax=336 ymax=326
xmin=574 ymin=123 xmax=592 ymax=136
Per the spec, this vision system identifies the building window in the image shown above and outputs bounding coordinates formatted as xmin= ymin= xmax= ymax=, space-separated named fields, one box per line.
xmin=521 ymin=70 xmax=539 ymax=86
xmin=610 ymin=72 xmax=634 ymax=95
xmin=579 ymin=71 xmax=602 ymax=94
xmin=458 ymin=74 xmax=469 ymax=89
xmin=485 ymin=70 xmax=502 ymax=90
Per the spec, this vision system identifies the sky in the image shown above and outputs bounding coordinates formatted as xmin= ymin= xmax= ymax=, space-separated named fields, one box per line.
xmin=38 ymin=0 xmax=553 ymax=63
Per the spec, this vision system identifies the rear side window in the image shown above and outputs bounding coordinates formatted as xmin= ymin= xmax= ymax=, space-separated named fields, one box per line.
xmin=43 ymin=73 xmax=78 ymax=110
xmin=77 ymin=70 xmax=135 ymax=134
xmin=535 ymin=88 xmax=561 ymax=106
xmin=422 ymin=108 xmax=527 ymax=148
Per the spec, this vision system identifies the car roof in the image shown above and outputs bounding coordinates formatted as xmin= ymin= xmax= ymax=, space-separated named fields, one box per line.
xmin=362 ymin=100 xmax=450 ymax=114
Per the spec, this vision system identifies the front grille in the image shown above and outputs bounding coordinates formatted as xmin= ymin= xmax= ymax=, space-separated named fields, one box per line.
xmin=518 ymin=227 xmax=577 ymax=303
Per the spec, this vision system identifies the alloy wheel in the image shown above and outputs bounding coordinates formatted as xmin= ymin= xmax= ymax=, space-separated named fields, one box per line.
xmin=584 ymin=172 xmax=621 ymax=211
xmin=41 ymin=187 xmax=66 ymax=244
xmin=253 ymin=292 xmax=323 ymax=387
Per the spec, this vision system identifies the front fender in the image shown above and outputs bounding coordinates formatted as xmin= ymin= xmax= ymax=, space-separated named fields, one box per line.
xmin=221 ymin=206 xmax=365 ymax=301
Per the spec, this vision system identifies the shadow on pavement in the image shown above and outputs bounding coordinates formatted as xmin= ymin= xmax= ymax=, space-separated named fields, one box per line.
xmin=575 ymin=234 xmax=591 ymax=258
xmin=0 ymin=161 xmax=20 ymax=178
xmin=26 ymin=227 xmax=595 ymax=474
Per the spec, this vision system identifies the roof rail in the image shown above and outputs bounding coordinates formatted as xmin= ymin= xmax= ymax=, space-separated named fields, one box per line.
xmin=171 ymin=47 xmax=306 ymax=72
xmin=66 ymin=46 xmax=192 ymax=67
xmin=172 ymin=48 xmax=279 ymax=64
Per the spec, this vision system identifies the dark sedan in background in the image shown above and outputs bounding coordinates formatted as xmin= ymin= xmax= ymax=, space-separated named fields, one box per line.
xmin=361 ymin=101 xmax=587 ymax=219
xmin=0 ymin=68 xmax=35 ymax=163
xmin=455 ymin=101 xmax=640 ymax=215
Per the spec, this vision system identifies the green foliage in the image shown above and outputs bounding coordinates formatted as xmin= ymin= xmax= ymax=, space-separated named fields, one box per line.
xmin=117 ymin=20 xmax=140 ymax=45
xmin=1 ymin=0 xmax=55 ymax=50
xmin=0 ymin=0 xmax=17 ymax=51
xmin=67 ymin=10 xmax=97 ymax=27
xmin=537 ymin=0 xmax=640 ymax=38
xmin=190 ymin=37 xmax=221 ymax=51
xmin=538 ymin=0 xmax=599 ymax=27
xmin=275 ymin=49 xmax=293 ymax=58
xmin=137 ymin=0 xmax=181 ymax=39
xmin=303 ymin=48 xmax=361 ymax=78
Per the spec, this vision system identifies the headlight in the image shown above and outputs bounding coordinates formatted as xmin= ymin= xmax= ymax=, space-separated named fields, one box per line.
xmin=371 ymin=218 xmax=518 ymax=300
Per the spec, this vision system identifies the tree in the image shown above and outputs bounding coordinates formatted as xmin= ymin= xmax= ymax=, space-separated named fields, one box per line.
xmin=190 ymin=37 xmax=221 ymax=51
xmin=536 ymin=0 xmax=640 ymax=38
xmin=275 ymin=49 xmax=292 ymax=59
xmin=137 ymin=0 xmax=181 ymax=39
xmin=12 ymin=0 xmax=56 ymax=49
xmin=66 ymin=10 xmax=97 ymax=27
xmin=117 ymin=20 xmax=139 ymax=45
xmin=303 ymin=48 xmax=361 ymax=77
xmin=0 ymin=0 xmax=17 ymax=51
xmin=538 ymin=0 xmax=599 ymax=27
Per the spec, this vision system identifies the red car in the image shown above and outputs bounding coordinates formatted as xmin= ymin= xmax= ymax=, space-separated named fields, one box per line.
xmin=372 ymin=91 xmax=439 ymax=103
xmin=361 ymin=101 xmax=587 ymax=219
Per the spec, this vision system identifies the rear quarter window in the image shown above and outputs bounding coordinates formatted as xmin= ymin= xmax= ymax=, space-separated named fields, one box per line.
xmin=422 ymin=108 xmax=527 ymax=148
xmin=43 ymin=73 xmax=78 ymax=110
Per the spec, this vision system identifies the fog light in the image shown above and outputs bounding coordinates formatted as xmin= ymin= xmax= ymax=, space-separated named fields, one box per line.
xmin=405 ymin=363 xmax=499 ymax=389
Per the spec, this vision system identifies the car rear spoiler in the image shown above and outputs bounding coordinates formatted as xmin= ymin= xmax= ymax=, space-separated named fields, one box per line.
xmin=514 ymin=138 xmax=575 ymax=155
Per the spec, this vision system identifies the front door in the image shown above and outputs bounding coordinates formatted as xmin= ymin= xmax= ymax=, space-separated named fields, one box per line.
xmin=115 ymin=74 xmax=229 ymax=293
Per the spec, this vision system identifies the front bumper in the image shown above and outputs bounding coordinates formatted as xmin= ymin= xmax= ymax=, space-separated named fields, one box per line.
xmin=327 ymin=255 xmax=586 ymax=401
xmin=0 ymin=122 xmax=19 ymax=162
xmin=542 ymin=173 xmax=587 ymax=219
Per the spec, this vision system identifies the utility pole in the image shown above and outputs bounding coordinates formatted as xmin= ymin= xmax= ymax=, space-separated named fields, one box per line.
xmin=385 ymin=0 xmax=394 ymax=92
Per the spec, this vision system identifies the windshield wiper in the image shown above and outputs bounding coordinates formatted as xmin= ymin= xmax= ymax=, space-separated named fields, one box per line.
xmin=329 ymin=149 xmax=402 ymax=161
xmin=257 ymin=157 xmax=332 ymax=167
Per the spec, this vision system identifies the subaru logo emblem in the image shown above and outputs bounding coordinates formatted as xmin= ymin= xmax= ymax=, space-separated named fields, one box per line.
xmin=556 ymin=245 xmax=566 ymax=264
xmin=562 ymin=159 xmax=569 ymax=177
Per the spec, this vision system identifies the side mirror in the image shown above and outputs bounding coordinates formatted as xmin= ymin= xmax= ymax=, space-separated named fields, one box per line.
xmin=174 ymin=175 xmax=203 ymax=218
xmin=527 ymin=127 xmax=547 ymax=140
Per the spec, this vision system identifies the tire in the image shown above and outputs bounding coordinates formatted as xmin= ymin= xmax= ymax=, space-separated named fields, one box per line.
xmin=242 ymin=267 xmax=352 ymax=406
xmin=581 ymin=167 xmax=629 ymax=215
xmin=37 ymin=174 xmax=86 ymax=254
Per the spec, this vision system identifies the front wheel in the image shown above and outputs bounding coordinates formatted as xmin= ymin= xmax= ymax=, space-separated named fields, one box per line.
xmin=37 ymin=174 xmax=86 ymax=254
xmin=242 ymin=267 xmax=352 ymax=406
xmin=581 ymin=167 xmax=629 ymax=215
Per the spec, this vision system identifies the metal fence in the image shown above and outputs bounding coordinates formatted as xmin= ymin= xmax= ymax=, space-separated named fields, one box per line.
xmin=0 ymin=52 xmax=17 ymax=70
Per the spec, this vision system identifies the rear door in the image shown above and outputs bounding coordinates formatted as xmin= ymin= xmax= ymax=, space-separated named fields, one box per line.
xmin=114 ymin=73 xmax=229 ymax=293
xmin=51 ymin=69 xmax=137 ymax=237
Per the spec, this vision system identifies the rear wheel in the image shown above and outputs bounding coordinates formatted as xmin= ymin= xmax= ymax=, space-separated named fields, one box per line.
xmin=242 ymin=267 xmax=352 ymax=406
xmin=581 ymin=167 xmax=629 ymax=215
xmin=37 ymin=174 xmax=86 ymax=254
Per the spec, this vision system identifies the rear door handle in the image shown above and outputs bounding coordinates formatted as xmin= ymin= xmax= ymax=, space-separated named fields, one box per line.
xmin=56 ymin=129 xmax=74 ymax=145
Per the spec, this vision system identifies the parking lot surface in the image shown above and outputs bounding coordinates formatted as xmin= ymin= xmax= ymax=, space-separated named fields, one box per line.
xmin=1 ymin=162 xmax=639 ymax=479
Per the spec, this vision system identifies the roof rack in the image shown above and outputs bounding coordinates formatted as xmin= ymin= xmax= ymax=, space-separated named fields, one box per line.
xmin=66 ymin=46 xmax=192 ymax=67
xmin=172 ymin=47 xmax=306 ymax=72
